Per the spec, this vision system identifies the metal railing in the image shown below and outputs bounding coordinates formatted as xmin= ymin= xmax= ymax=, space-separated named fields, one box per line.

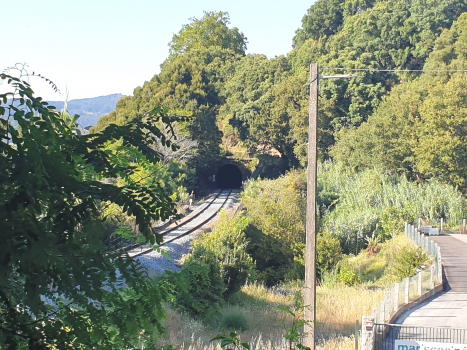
xmin=374 ymin=324 xmax=467 ymax=350
xmin=371 ymin=223 xmax=442 ymax=324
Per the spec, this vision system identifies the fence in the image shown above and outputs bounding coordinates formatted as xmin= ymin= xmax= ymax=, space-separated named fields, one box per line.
xmin=363 ymin=223 xmax=443 ymax=349
xmin=374 ymin=324 xmax=467 ymax=350
xmin=371 ymin=223 xmax=441 ymax=325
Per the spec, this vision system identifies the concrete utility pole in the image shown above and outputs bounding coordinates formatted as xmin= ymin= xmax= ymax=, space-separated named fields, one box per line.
xmin=304 ymin=64 xmax=357 ymax=349
xmin=304 ymin=63 xmax=318 ymax=349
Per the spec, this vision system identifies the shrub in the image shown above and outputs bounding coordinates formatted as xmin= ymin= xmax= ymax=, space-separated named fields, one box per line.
xmin=337 ymin=265 xmax=362 ymax=286
xmin=241 ymin=171 xmax=306 ymax=284
xmin=192 ymin=211 xmax=254 ymax=297
xmin=389 ymin=245 xmax=432 ymax=280
xmin=168 ymin=248 xmax=226 ymax=316
xmin=219 ymin=309 xmax=249 ymax=331
xmin=317 ymin=232 xmax=343 ymax=278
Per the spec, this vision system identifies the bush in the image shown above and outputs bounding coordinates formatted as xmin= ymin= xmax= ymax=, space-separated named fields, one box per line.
xmin=192 ymin=211 xmax=254 ymax=297
xmin=168 ymin=249 xmax=226 ymax=316
xmin=337 ymin=265 xmax=362 ymax=286
xmin=317 ymin=232 xmax=343 ymax=278
xmin=241 ymin=171 xmax=306 ymax=284
xmin=389 ymin=245 xmax=432 ymax=280
xmin=219 ymin=309 xmax=249 ymax=331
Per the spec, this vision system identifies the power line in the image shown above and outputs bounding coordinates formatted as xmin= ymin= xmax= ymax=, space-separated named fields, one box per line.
xmin=320 ymin=66 xmax=467 ymax=73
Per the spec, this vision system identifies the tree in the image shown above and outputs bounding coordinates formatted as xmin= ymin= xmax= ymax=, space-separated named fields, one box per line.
xmin=288 ymin=0 xmax=467 ymax=156
xmin=92 ymin=47 xmax=242 ymax=175
xmin=169 ymin=11 xmax=247 ymax=56
xmin=331 ymin=12 xmax=467 ymax=188
xmin=0 ymin=69 xmax=182 ymax=348
xmin=218 ymin=54 xmax=292 ymax=158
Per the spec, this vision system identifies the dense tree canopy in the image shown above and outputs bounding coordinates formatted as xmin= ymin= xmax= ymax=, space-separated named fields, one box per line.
xmin=0 ymin=72 xmax=181 ymax=348
xmin=168 ymin=11 xmax=247 ymax=56
xmin=288 ymin=0 xmax=467 ymax=158
xmin=331 ymin=13 xmax=467 ymax=188
xmin=93 ymin=3 xmax=467 ymax=182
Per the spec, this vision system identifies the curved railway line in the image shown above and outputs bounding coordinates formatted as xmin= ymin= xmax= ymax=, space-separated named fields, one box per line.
xmin=119 ymin=189 xmax=239 ymax=274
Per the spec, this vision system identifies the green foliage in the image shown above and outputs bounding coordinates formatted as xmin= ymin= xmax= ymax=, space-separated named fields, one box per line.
xmin=293 ymin=0 xmax=349 ymax=47
xmin=192 ymin=211 xmax=254 ymax=297
xmin=331 ymin=13 xmax=467 ymax=188
xmin=241 ymin=171 xmax=307 ymax=284
xmin=337 ymin=265 xmax=362 ymax=286
xmin=288 ymin=0 xmax=467 ymax=157
xmin=210 ymin=331 xmax=250 ymax=350
xmin=219 ymin=310 xmax=250 ymax=331
xmin=319 ymin=163 xmax=466 ymax=252
xmin=276 ymin=304 xmax=312 ymax=350
xmin=92 ymin=45 xmax=242 ymax=174
xmin=218 ymin=54 xmax=295 ymax=160
xmin=0 ymin=70 xmax=182 ymax=347
xmin=317 ymin=233 xmax=343 ymax=278
xmin=389 ymin=246 xmax=432 ymax=280
xmin=169 ymin=11 xmax=247 ymax=56
xmin=168 ymin=248 xmax=226 ymax=317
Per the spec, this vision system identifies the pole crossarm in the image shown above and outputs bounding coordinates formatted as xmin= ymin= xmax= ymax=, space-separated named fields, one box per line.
xmin=320 ymin=74 xmax=359 ymax=79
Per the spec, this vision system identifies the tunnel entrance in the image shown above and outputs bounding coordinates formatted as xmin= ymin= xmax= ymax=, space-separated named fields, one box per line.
xmin=216 ymin=164 xmax=243 ymax=188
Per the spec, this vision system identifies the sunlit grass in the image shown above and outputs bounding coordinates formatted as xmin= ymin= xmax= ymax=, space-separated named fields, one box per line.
xmin=160 ymin=281 xmax=383 ymax=348
xmin=158 ymin=235 xmax=420 ymax=348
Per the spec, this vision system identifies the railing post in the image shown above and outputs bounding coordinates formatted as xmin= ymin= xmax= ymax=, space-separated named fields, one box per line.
xmin=437 ymin=245 xmax=442 ymax=281
xmin=405 ymin=277 xmax=409 ymax=303
xmin=361 ymin=316 xmax=375 ymax=350
xmin=430 ymin=264 xmax=435 ymax=288
xmin=418 ymin=271 xmax=423 ymax=296
xmin=382 ymin=294 xmax=386 ymax=323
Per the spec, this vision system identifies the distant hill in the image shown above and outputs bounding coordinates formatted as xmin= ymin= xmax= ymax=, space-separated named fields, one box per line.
xmin=47 ymin=94 xmax=124 ymax=127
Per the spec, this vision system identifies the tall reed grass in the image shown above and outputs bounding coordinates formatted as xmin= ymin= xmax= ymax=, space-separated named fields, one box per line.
xmin=319 ymin=162 xmax=466 ymax=251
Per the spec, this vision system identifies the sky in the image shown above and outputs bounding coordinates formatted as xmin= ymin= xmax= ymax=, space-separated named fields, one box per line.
xmin=1 ymin=0 xmax=314 ymax=101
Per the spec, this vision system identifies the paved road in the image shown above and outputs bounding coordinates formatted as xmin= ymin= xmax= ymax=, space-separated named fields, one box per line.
xmin=396 ymin=233 xmax=467 ymax=328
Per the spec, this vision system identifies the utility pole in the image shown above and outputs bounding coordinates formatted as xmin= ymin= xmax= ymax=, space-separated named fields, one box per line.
xmin=304 ymin=63 xmax=318 ymax=349
xmin=304 ymin=64 xmax=357 ymax=348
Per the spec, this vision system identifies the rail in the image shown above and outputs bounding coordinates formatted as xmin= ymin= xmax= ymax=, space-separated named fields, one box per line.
xmin=129 ymin=189 xmax=235 ymax=258
xmin=374 ymin=324 xmax=467 ymax=350
xmin=107 ymin=189 xmax=225 ymax=256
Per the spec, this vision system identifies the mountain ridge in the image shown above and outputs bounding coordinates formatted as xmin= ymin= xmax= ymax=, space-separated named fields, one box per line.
xmin=47 ymin=93 xmax=124 ymax=127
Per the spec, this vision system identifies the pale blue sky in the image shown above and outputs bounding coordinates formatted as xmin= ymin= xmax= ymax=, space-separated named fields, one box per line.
xmin=1 ymin=0 xmax=314 ymax=100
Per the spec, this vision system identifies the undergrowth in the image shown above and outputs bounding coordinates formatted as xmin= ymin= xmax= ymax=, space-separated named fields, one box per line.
xmin=158 ymin=234 xmax=429 ymax=348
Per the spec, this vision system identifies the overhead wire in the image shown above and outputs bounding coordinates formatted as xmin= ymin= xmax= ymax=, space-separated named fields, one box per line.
xmin=320 ymin=66 xmax=467 ymax=73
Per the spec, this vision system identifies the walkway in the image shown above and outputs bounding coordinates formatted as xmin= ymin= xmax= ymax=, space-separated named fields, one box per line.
xmin=396 ymin=233 xmax=467 ymax=328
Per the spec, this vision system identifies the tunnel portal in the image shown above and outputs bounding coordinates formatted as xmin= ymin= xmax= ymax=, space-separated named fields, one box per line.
xmin=216 ymin=164 xmax=243 ymax=188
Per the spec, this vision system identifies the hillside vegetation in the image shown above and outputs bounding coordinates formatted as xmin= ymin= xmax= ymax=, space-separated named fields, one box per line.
xmin=93 ymin=1 xmax=467 ymax=188
xmin=4 ymin=0 xmax=467 ymax=348
xmin=88 ymin=4 xmax=467 ymax=345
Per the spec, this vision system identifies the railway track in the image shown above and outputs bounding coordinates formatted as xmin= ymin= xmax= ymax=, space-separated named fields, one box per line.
xmin=124 ymin=189 xmax=239 ymax=261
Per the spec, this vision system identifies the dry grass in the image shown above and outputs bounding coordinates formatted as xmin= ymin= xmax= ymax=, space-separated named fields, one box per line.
xmin=159 ymin=281 xmax=383 ymax=348
xmin=317 ymin=335 xmax=355 ymax=350
xmin=317 ymin=284 xmax=384 ymax=334
xmin=158 ymin=234 xmax=416 ymax=348
xmin=160 ymin=333 xmax=355 ymax=349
